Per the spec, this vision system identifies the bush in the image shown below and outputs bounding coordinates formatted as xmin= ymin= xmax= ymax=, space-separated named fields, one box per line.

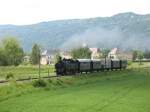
xmin=21 ymin=61 xmax=31 ymax=66
xmin=48 ymin=79 xmax=53 ymax=83
xmin=32 ymin=79 xmax=47 ymax=87
xmin=128 ymin=60 xmax=133 ymax=66
xmin=6 ymin=73 xmax=14 ymax=80
xmin=56 ymin=79 xmax=63 ymax=85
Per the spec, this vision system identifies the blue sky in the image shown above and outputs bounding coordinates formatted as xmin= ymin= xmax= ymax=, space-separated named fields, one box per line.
xmin=0 ymin=0 xmax=149 ymax=25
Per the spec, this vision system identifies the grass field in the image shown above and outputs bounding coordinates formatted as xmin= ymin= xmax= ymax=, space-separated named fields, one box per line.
xmin=0 ymin=65 xmax=55 ymax=80
xmin=0 ymin=68 xmax=150 ymax=112
xmin=129 ymin=61 xmax=150 ymax=68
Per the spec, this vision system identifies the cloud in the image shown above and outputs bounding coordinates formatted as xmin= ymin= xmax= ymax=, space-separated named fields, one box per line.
xmin=0 ymin=0 xmax=150 ymax=25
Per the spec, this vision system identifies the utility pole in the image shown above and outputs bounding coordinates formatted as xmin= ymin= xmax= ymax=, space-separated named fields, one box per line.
xmin=38 ymin=50 xmax=41 ymax=79
xmin=48 ymin=56 xmax=50 ymax=77
xmin=105 ymin=54 xmax=106 ymax=68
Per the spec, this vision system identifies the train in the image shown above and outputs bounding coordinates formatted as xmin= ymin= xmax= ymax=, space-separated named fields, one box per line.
xmin=55 ymin=58 xmax=127 ymax=76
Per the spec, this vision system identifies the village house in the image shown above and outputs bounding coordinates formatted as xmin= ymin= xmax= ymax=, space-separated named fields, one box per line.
xmin=23 ymin=55 xmax=30 ymax=63
xmin=60 ymin=51 xmax=72 ymax=59
xmin=108 ymin=48 xmax=118 ymax=59
xmin=89 ymin=48 xmax=101 ymax=59
xmin=108 ymin=48 xmax=133 ymax=60
xmin=40 ymin=50 xmax=55 ymax=65
xmin=117 ymin=51 xmax=133 ymax=60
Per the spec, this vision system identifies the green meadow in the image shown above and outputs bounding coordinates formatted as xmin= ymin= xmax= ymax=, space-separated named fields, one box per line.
xmin=0 ymin=67 xmax=150 ymax=112
xmin=0 ymin=65 xmax=54 ymax=80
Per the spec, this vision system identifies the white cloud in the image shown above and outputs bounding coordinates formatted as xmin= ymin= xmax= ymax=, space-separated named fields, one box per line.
xmin=0 ymin=0 xmax=149 ymax=25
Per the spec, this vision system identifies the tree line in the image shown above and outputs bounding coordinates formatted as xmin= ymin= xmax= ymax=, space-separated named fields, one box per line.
xmin=0 ymin=37 xmax=41 ymax=66
xmin=0 ymin=37 xmax=23 ymax=66
xmin=132 ymin=50 xmax=150 ymax=60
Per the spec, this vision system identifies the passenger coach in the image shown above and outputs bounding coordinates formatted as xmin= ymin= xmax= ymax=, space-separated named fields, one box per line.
xmin=55 ymin=58 xmax=127 ymax=76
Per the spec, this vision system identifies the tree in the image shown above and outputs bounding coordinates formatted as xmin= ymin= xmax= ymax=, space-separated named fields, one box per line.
xmin=0 ymin=48 xmax=7 ymax=66
xmin=31 ymin=44 xmax=40 ymax=64
xmin=132 ymin=50 xmax=138 ymax=60
xmin=54 ymin=53 xmax=61 ymax=63
xmin=137 ymin=51 xmax=144 ymax=65
xmin=2 ymin=37 xmax=24 ymax=66
xmin=101 ymin=48 xmax=110 ymax=58
xmin=144 ymin=50 xmax=150 ymax=59
xmin=71 ymin=47 xmax=91 ymax=59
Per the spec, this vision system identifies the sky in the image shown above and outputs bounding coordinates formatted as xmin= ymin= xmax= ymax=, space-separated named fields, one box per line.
xmin=0 ymin=0 xmax=150 ymax=25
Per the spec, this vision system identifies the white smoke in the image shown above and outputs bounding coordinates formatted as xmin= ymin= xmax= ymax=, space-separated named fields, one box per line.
xmin=61 ymin=27 xmax=150 ymax=51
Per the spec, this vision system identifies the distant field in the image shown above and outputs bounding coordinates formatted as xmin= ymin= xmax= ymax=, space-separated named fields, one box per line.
xmin=0 ymin=65 xmax=55 ymax=80
xmin=129 ymin=62 xmax=150 ymax=68
xmin=0 ymin=68 xmax=150 ymax=112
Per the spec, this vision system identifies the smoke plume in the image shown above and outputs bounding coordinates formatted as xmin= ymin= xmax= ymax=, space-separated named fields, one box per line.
xmin=61 ymin=27 xmax=150 ymax=51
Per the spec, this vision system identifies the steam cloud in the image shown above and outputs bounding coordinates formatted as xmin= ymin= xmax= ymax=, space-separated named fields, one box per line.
xmin=61 ymin=27 xmax=150 ymax=51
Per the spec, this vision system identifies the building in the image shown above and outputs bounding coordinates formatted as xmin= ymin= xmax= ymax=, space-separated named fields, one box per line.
xmin=108 ymin=48 xmax=133 ymax=60
xmin=89 ymin=48 xmax=101 ymax=59
xmin=23 ymin=56 xmax=30 ymax=63
xmin=60 ymin=51 xmax=72 ymax=59
xmin=40 ymin=50 xmax=55 ymax=65
xmin=108 ymin=48 xmax=118 ymax=59
xmin=117 ymin=51 xmax=133 ymax=60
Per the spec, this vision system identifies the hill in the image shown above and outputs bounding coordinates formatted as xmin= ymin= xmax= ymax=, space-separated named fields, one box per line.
xmin=0 ymin=12 xmax=150 ymax=51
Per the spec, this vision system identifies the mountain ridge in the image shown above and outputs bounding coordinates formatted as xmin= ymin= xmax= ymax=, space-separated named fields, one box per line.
xmin=0 ymin=12 xmax=150 ymax=51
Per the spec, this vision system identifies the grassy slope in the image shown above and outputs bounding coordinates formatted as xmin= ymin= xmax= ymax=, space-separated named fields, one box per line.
xmin=0 ymin=69 xmax=150 ymax=112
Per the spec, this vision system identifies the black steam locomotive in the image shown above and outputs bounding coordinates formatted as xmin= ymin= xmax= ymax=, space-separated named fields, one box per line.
xmin=55 ymin=58 xmax=127 ymax=76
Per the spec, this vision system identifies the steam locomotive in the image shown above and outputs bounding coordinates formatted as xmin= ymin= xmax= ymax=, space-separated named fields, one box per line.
xmin=55 ymin=58 xmax=127 ymax=76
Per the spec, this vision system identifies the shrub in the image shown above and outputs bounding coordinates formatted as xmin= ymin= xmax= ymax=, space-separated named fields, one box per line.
xmin=128 ymin=60 xmax=133 ymax=66
xmin=32 ymin=79 xmax=47 ymax=87
xmin=48 ymin=79 xmax=53 ymax=83
xmin=21 ymin=61 xmax=31 ymax=66
xmin=56 ymin=79 xmax=63 ymax=85
xmin=6 ymin=73 xmax=14 ymax=80
xmin=57 ymin=78 xmax=63 ymax=83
